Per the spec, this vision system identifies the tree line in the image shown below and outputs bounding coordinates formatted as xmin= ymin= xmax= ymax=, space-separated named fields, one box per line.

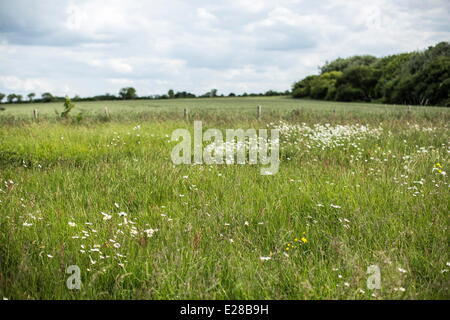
xmin=0 ymin=87 xmax=290 ymax=105
xmin=292 ymin=41 xmax=450 ymax=107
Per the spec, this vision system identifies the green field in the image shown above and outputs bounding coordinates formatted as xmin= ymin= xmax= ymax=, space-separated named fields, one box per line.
xmin=1 ymin=96 xmax=449 ymax=119
xmin=0 ymin=97 xmax=449 ymax=299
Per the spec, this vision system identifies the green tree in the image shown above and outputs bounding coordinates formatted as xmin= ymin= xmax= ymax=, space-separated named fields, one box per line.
xmin=41 ymin=92 xmax=54 ymax=103
xmin=16 ymin=95 xmax=23 ymax=103
xmin=7 ymin=94 xmax=16 ymax=103
xmin=398 ymin=55 xmax=450 ymax=106
xmin=311 ymin=71 xmax=343 ymax=100
xmin=335 ymin=65 xmax=380 ymax=101
xmin=373 ymin=53 xmax=413 ymax=101
xmin=119 ymin=87 xmax=137 ymax=100
xmin=0 ymin=93 xmax=5 ymax=103
xmin=383 ymin=42 xmax=450 ymax=105
xmin=210 ymin=89 xmax=218 ymax=97
xmin=335 ymin=85 xmax=366 ymax=102
xmin=27 ymin=93 xmax=36 ymax=102
xmin=292 ymin=75 xmax=319 ymax=98
xmin=321 ymin=55 xmax=378 ymax=73
xmin=293 ymin=42 xmax=450 ymax=106
xmin=168 ymin=89 xmax=174 ymax=99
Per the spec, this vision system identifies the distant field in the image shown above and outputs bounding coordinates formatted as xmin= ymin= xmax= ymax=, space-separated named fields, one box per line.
xmin=0 ymin=96 xmax=449 ymax=299
xmin=1 ymin=96 xmax=449 ymax=119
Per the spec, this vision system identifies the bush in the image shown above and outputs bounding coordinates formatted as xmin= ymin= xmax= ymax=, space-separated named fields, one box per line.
xmin=55 ymin=97 xmax=76 ymax=118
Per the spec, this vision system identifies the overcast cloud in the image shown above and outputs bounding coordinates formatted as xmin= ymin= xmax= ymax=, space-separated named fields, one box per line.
xmin=0 ymin=0 xmax=449 ymax=97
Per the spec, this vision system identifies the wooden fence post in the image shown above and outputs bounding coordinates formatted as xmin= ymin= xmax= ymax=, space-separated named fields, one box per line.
xmin=184 ymin=108 xmax=189 ymax=121
xmin=33 ymin=109 xmax=38 ymax=120
xmin=104 ymin=107 xmax=110 ymax=118
xmin=257 ymin=105 xmax=262 ymax=120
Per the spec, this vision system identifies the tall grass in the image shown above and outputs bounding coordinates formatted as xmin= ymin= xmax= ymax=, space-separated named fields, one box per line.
xmin=0 ymin=98 xmax=449 ymax=299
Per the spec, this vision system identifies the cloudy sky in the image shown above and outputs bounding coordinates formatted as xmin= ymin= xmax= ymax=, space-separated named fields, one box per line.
xmin=0 ymin=0 xmax=449 ymax=97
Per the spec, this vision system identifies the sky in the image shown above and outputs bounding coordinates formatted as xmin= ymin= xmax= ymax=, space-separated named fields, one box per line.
xmin=0 ymin=0 xmax=449 ymax=98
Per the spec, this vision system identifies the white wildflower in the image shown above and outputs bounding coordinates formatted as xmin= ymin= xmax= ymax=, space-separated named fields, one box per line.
xmin=398 ymin=268 xmax=407 ymax=273
xmin=101 ymin=212 xmax=112 ymax=220
xmin=143 ymin=228 xmax=158 ymax=237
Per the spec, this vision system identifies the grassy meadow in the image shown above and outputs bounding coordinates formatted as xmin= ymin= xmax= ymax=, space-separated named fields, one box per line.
xmin=0 ymin=97 xmax=449 ymax=299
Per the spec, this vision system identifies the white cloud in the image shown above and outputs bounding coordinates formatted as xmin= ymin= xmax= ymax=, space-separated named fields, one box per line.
xmin=230 ymin=0 xmax=272 ymax=13
xmin=87 ymin=59 xmax=134 ymax=74
xmin=196 ymin=8 xmax=217 ymax=22
xmin=107 ymin=78 xmax=135 ymax=86
xmin=0 ymin=76 xmax=55 ymax=93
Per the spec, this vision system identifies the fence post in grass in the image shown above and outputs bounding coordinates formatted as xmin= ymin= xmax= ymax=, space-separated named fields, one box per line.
xmin=184 ymin=108 xmax=189 ymax=121
xmin=257 ymin=105 xmax=262 ymax=120
xmin=33 ymin=109 xmax=38 ymax=120
xmin=104 ymin=107 xmax=110 ymax=118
